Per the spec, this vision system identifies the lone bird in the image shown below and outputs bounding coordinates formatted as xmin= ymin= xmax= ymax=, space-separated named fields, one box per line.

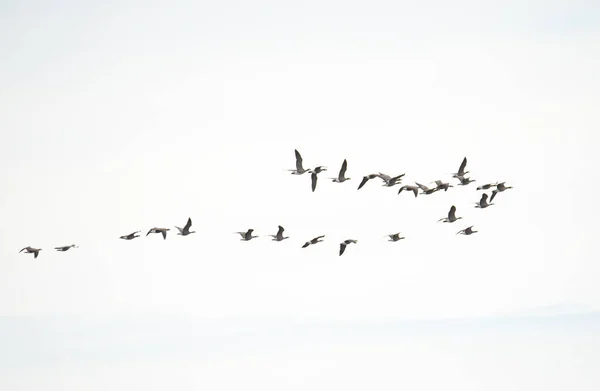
xmin=54 ymin=244 xmax=78 ymax=251
xmin=288 ymin=149 xmax=309 ymax=175
xmin=120 ymin=231 xmax=141 ymax=240
xmin=490 ymin=182 xmax=513 ymax=202
xmin=438 ymin=205 xmax=462 ymax=223
xmin=19 ymin=246 xmax=41 ymax=258
xmin=302 ymin=235 xmax=325 ymax=248
xmin=457 ymin=226 xmax=478 ymax=235
xmin=237 ymin=229 xmax=259 ymax=241
xmin=331 ymin=159 xmax=350 ymax=183
xmin=175 ymin=218 xmax=195 ymax=236
xmin=452 ymin=157 xmax=469 ymax=178
xmin=269 ymin=225 xmax=289 ymax=241
xmin=398 ymin=185 xmax=419 ymax=198
xmin=475 ymin=193 xmax=494 ymax=209
xmin=147 ymin=227 xmax=170 ymax=240
xmin=386 ymin=232 xmax=406 ymax=242
xmin=339 ymin=239 xmax=358 ymax=256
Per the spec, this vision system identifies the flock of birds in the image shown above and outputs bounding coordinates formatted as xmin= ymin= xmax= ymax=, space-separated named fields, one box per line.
xmin=19 ymin=150 xmax=512 ymax=259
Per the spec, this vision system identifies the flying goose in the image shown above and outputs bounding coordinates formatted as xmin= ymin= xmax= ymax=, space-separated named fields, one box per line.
xmin=147 ymin=227 xmax=170 ymax=240
xmin=357 ymin=174 xmax=379 ymax=190
xmin=331 ymin=159 xmax=350 ymax=183
xmin=477 ymin=182 xmax=498 ymax=190
xmin=120 ymin=231 xmax=141 ymax=240
xmin=19 ymin=246 xmax=41 ymax=258
xmin=438 ymin=205 xmax=462 ymax=223
xmin=398 ymin=185 xmax=419 ymax=197
xmin=237 ymin=229 xmax=259 ymax=241
xmin=302 ymin=235 xmax=325 ymax=248
xmin=175 ymin=218 xmax=195 ymax=236
xmin=432 ymin=180 xmax=453 ymax=192
xmin=457 ymin=226 xmax=478 ymax=235
xmin=288 ymin=149 xmax=309 ymax=175
xmin=386 ymin=232 xmax=406 ymax=242
xmin=452 ymin=157 xmax=469 ymax=178
xmin=269 ymin=225 xmax=289 ymax=241
xmin=54 ymin=244 xmax=78 ymax=251
xmin=456 ymin=176 xmax=476 ymax=186
xmin=490 ymin=182 xmax=513 ymax=202
xmin=415 ymin=182 xmax=438 ymax=195
xmin=475 ymin=193 xmax=494 ymax=208
xmin=339 ymin=239 xmax=358 ymax=256
xmin=358 ymin=173 xmax=404 ymax=189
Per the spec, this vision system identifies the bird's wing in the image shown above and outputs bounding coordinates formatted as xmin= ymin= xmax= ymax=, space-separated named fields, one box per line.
xmin=458 ymin=157 xmax=467 ymax=174
xmin=490 ymin=190 xmax=498 ymax=202
xmin=339 ymin=243 xmax=346 ymax=256
xmin=415 ymin=182 xmax=428 ymax=191
xmin=277 ymin=226 xmax=284 ymax=236
xmin=19 ymin=247 xmax=28 ymax=253
xmin=449 ymin=205 xmax=456 ymax=219
xmin=435 ymin=180 xmax=443 ymax=186
xmin=183 ymin=218 xmax=192 ymax=232
xmin=376 ymin=173 xmax=391 ymax=181
xmin=339 ymin=159 xmax=347 ymax=179
xmin=482 ymin=193 xmax=488 ymax=202
xmin=146 ymin=229 xmax=154 ymax=236
xmin=161 ymin=230 xmax=167 ymax=240
xmin=34 ymin=250 xmax=39 ymax=258
xmin=175 ymin=226 xmax=183 ymax=234
xmin=302 ymin=242 xmax=309 ymax=248
xmin=311 ymin=172 xmax=318 ymax=192
xmin=295 ymin=149 xmax=303 ymax=171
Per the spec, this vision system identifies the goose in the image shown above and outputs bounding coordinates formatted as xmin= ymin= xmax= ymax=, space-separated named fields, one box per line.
xmin=457 ymin=226 xmax=478 ymax=235
xmin=288 ymin=149 xmax=310 ymax=175
xmin=357 ymin=174 xmax=379 ymax=190
xmin=474 ymin=193 xmax=494 ymax=208
xmin=386 ymin=232 xmax=405 ymax=242
xmin=456 ymin=176 xmax=476 ymax=186
xmin=339 ymin=239 xmax=358 ymax=256
xmin=54 ymin=244 xmax=78 ymax=251
xmin=477 ymin=183 xmax=498 ymax=190
xmin=452 ymin=157 xmax=469 ymax=178
xmin=120 ymin=231 xmax=141 ymax=240
xmin=269 ymin=225 xmax=289 ymax=241
xmin=438 ymin=205 xmax=462 ymax=223
xmin=237 ymin=229 xmax=259 ymax=241
xmin=331 ymin=159 xmax=350 ymax=183
xmin=309 ymin=166 xmax=327 ymax=174
xmin=490 ymin=182 xmax=513 ymax=202
xmin=19 ymin=246 xmax=41 ymax=258
xmin=147 ymin=227 xmax=170 ymax=240
xmin=415 ymin=182 xmax=438 ymax=195
xmin=358 ymin=173 xmax=404 ymax=189
xmin=398 ymin=185 xmax=419 ymax=198
xmin=302 ymin=235 xmax=325 ymax=248
xmin=175 ymin=218 xmax=195 ymax=236
xmin=431 ymin=180 xmax=453 ymax=192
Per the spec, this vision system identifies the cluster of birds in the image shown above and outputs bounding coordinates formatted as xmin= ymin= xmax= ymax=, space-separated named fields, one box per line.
xmin=19 ymin=150 xmax=512 ymax=259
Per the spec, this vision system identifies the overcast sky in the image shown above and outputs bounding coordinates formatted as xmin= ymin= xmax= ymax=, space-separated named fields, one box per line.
xmin=1 ymin=0 xmax=599 ymax=389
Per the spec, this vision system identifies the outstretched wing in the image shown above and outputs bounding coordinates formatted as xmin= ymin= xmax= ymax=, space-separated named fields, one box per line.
xmin=161 ymin=230 xmax=167 ymax=240
xmin=183 ymin=218 xmax=192 ymax=232
xmin=339 ymin=159 xmax=347 ymax=179
xmin=295 ymin=149 xmax=304 ymax=171
xmin=277 ymin=225 xmax=284 ymax=236
xmin=311 ymin=172 xmax=318 ymax=192
xmin=358 ymin=176 xmax=370 ymax=190
xmin=339 ymin=243 xmax=346 ymax=256
xmin=458 ymin=157 xmax=467 ymax=175
xmin=490 ymin=189 xmax=498 ymax=203
xmin=449 ymin=205 xmax=456 ymax=220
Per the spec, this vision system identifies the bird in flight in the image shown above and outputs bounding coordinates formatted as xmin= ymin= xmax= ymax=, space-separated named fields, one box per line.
xmin=438 ymin=205 xmax=462 ymax=223
xmin=456 ymin=176 xmax=476 ymax=186
xmin=386 ymin=232 xmax=405 ymax=242
xmin=237 ymin=229 xmax=259 ymax=241
xmin=398 ymin=185 xmax=419 ymax=198
xmin=339 ymin=239 xmax=358 ymax=256
xmin=54 ymin=244 xmax=78 ymax=251
xmin=431 ymin=180 xmax=453 ymax=192
xmin=331 ymin=159 xmax=350 ymax=183
xmin=19 ymin=246 xmax=42 ymax=258
xmin=457 ymin=226 xmax=478 ymax=235
xmin=288 ymin=149 xmax=310 ymax=175
xmin=269 ymin=225 xmax=289 ymax=241
xmin=175 ymin=218 xmax=195 ymax=236
xmin=490 ymin=182 xmax=513 ymax=202
xmin=302 ymin=235 xmax=325 ymax=248
xmin=474 ymin=193 xmax=494 ymax=209
xmin=452 ymin=157 xmax=469 ymax=179
xmin=147 ymin=227 xmax=170 ymax=240
xmin=120 ymin=231 xmax=141 ymax=240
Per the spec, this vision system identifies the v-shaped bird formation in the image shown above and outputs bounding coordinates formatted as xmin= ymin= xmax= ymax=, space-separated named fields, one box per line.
xmin=19 ymin=150 xmax=512 ymax=259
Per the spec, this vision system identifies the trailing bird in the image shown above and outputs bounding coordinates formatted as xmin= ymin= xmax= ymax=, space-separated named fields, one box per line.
xmin=339 ymin=239 xmax=357 ymax=256
xmin=309 ymin=166 xmax=327 ymax=174
xmin=120 ymin=231 xmax=141 ymax=240
xmin=438 ymin=205 xmax=462 ymax=223
xmin=237 ymin=229 xmax=259 ymax=241
xmin=357 ymin=174 xmax=378 ymax=190
xmin=490 ymin=182 xmax=513 ymax=202
xmin=54 ymin=244 xmax=78 ymax=251
xmin=398 ymin=185 xmax=419 ymax=198
xmin=175 ymin=218 xmax=195 ymax=236
xmin=386 ymin=232 xmax=405 ymax=242
xmin=331 ymin=159 xmax=350 ymax=183
xmin=19 ymin=246 xmax=41 ymax=258
xmin=302 ymin=235 xmax=325 ymax=248
xmin=309 ymin=166 xmax=328 ymax=191
xmin=452 ymin=157 xmax=469 ymax=178
xmin=269 ymin=225 xmax=289 ymax=241
xmin=457 ymin=226 xmax=478 ymax=235
xmin=456 ymin=176 xmax=476 ymax=186
xmin=358 ymin=173 xmax=404 ymax=189
xmin=147 ymin=227 xmax=170 ymax=240
xmin=288 ymin=149 xmax=310 ymax=175
xmin=415 ymin=182 xmax=438 ymax=195
xmin=477 ymin=182 xmax=498 ymax=190
xmin=475 ymin=193 xmax=494 ymax=208
xmin=432 ymin=180 xmax=453 ymax=192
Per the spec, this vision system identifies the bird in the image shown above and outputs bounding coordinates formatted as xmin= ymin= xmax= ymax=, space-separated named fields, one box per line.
xmin=331 ymin=159 xmax=350 ymax=183
xmin=357 ymin=174 xmax=379 ymax=190
xmin=339 ymin=239 xmax=357 ymax=256
xmin=237 ymin=229 xmax=259 ymax=241
xmin=415 ymin=182 xmax=438 ymax=195
xmin=358 ymin=173 xmax=404 ymax=190
xmin=309 ymin=166 xmax=327 ymax=174
xmin=452 ymin=157 xmax=469 ymax=178
xmin=456 ymin=176 xmax=476 ymax=186
xmin=398 ymin=185 xmax=419 ymax=198
xmin=146 ymin=227 xmax=170 ymax=240
xmin=431 ymin=180 xmax=453 ymax=192
xmin=19 ymin=246 xmax=41 ymax=258
xmin=386 ymin=232 xmax=405 ymax=242
xmin=288 ymin=149 xmax=309 ymax=175
xmin=475 ymin=193 xmax=494 ymax=208
xmin=438 ymin=205 xmax=462 ymax=223
xmin=490 ymin=182 xmax=513 ymax=202
xmin=457 ymin=226 xmax=478 ymax=235
xmin=302 ymin=235 xmax=325 ymax=248
xmin=54 ymin=244 xmax=78 ymax=251
xmin=175 ymin=218 xmax=195 ymax=236
xmin=120 ymin=231 xmax=141 ymax=240
xmin=477 ymin=182 xmax=498 ymax=190
xmin=269 ymin=225 xmax=289 ymax=241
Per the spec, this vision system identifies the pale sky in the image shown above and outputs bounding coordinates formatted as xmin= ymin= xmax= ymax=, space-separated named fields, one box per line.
xmin=1 ymin=0 xmax=599 ymax=389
